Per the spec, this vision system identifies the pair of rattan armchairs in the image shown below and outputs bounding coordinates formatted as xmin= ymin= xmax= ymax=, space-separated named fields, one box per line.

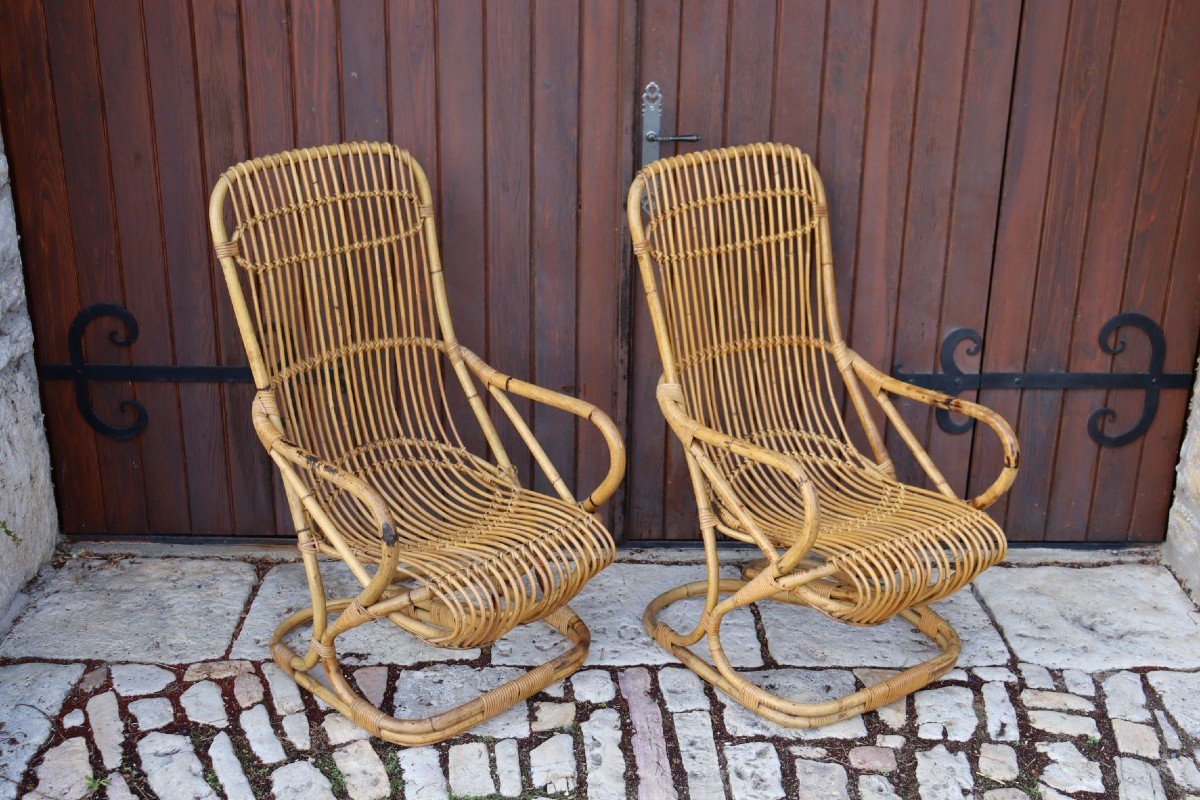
xmin=208 ymin=141 xmax=1018 ymax=745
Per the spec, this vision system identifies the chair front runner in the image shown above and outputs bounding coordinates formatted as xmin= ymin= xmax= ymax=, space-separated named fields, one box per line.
xmin=209 ymin=142 xmax=624 ymax=744
xmin=627 ymin=143 xmax=1019 ymax=727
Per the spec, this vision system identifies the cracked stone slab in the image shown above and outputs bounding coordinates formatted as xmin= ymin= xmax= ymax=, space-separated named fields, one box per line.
xmin=674 ymin=710 xmax=723 ymax=800
xmin=571 ymin=669 xmax=615 ymax=703
xmin=110 ymin=664 xmax=175 ymax=697
xmin=1036 ymin=742 xmax=1104 ymax=794
xmin=915 ymin=745 xmax=972 ymax=800
xmin=716 ymin=669 xmax=867 ymax=740
xmin=86 ymin=691 xmax=123 ymax=770
xmin=26 ymin=736 xmax=91 ymax=800
xmin=334 ymin=740 xmax=391 ymax=800
xmin=725 ymin=741 xmax=784 ymax=800
xmin=530 ymin=733 xmax=578 ymax=795
xmin=137 ymin=732 xmax=218 ymax=799
xmin=974 ymin=564 xmax=1200 ymax=670
xmin=495 ymin=739 xmax=522 ymax=798
xmin=0 ymin=558 xmax=256 ymax=663
xmin=581 ymin=707 xmax=625 ymax=800
xmin=209 ymin=731 xmax=254 ymax=800
xmin=398 ymin=747 xmax=448 ymax=800
xmin=181 ymin=680 xmax=228 ymax=728
xmin=392 ymin=665 xmax=529 ymax=738
xmin=231 ymin=562 xmax=476 ymax=664
xmin=0 ymin=661 xmax=84 ymax=800
xmin=1146 ymin=671 xmax=1200 ymax=738
xmin=761 ymin=589 xmax=1008 ymax=667
xmin=271 ymin=761 xmax=336 ymax=800
xmin=915 ymin=686 xmax=977 ymax=741
xmin=129 ymin=697 xmax=175 ymax=732
xmin=491 ymin=563 xmax=762 ymax=667
xmin=449 ymin=741 xmax=495 ymax=797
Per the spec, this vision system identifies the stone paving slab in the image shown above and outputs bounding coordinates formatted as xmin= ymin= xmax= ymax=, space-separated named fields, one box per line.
xmin=975 ymin=563 xmax=1200 ymax=670
xmin=231 ymin=562 xmax=479 ymax=664
xmin=0 ymin=662 xmax=84 ymax=800
xmin=759 ymin=587 xmax=1009 ymax=667
xmin=0 ymin=557 xmax=256 ymax=663
xmin=3 ymin=546 xmax=1199 ymax=800
xmin=492 ymin=562 xmax=763 ymax=667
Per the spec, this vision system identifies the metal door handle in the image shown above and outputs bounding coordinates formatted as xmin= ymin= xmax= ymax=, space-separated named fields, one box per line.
xmin=645 ymin=131 xmax=700 ymax=143
xmin=641 ymin=82 xmax=701 ymax=166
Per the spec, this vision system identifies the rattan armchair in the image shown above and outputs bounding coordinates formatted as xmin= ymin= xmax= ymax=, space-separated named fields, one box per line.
xmin=627 ymin=143 xmax=1019 ymax=727
xmin=209 ymin=142 xmax=624 ymax=745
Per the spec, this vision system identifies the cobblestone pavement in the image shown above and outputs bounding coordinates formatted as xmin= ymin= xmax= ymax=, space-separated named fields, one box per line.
xmin=1 ymin=542 xmax=1197 ymax=799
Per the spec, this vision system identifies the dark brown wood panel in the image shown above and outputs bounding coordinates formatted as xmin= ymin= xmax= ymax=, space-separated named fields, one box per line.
xmin=632 ymin=0 xmax=1199 ymax=542
xmin=0 ymin=0 xmax=636 ymax=537
xmin=2 ymin=0 xmax=1196 ymax=542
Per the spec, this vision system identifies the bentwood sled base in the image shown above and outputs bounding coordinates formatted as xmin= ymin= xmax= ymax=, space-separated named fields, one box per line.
xmin=209 ymin=142 xmax=624 ymax=745
xmin=627 ymin=143 xmax=1019 ymax=727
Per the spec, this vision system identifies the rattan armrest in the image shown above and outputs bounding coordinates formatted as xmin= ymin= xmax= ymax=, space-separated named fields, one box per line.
xmin=849 ymin=353 xmax=1019 ymax=510
xmin=656 ymin=381 xmax=820 ymax=572
xmin=459 ymin=348 xmax=625 ymax=513
xmin=251 ymin=390 xmax=398 ymax=546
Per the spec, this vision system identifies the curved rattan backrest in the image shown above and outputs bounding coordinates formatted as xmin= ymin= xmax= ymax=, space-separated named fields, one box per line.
xmin=209 ymin=142 xmax=504 ymax=469
xmin=627 ymin=143 xmax=888 ymax=469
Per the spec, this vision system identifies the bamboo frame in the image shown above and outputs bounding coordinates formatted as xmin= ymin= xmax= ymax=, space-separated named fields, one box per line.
xmin=627 ymin=143 xmax=1018 ymax=727
xmin=209 ymin=142 xmax=623 ymax=745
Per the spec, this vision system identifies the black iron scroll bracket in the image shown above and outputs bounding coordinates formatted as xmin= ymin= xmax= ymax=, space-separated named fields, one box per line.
xmin=40 ymin=303 xmax=253 ymax=440
xmin=893 ymin=312 xmax=1193 ymax=448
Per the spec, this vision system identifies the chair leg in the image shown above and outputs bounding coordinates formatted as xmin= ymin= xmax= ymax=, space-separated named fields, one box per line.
xmin=268 ymin=596 xmax=590 ymax=746
xmin=643 ymin=576 xmax=961 ymax=728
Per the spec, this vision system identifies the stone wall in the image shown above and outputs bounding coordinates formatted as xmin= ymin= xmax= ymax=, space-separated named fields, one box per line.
xmin=1164 ymin=355 xmax=1200 ymax=595
xmin=0 ymin=132 xmax=58 ymax=615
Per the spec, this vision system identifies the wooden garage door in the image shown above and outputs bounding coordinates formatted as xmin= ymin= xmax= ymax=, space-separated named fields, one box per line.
xmin=626 ymin=0 xmax=1200 ymax=543
xmin=0 ymin=0 xmax=637 ymax=537
xmin=1 ymin=0 xmax=1196 ymax=543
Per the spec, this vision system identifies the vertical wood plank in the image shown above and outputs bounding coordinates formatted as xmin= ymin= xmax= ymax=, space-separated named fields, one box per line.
xmin=242 ymin=0 xmax=297 ymax=534
xmin=532 ymin=0 xmax=581 ymax=495
xmin=725 ymin=0 xmax=777 ymax=144
xmin=0 ymin=0 xmax=105 ymax=532
xmin=1044 ymin=0 xmax=1166 ymax=539
xmin=927 ymin=0 xmax=1020 ymax=498
xmin=341 ymin=0 xmax=388 ymax=141
xmin=887 ymin=0 xmax=971 ymax=490
xmin=387 ymin=0 xmax=438 ymax=170
xmin=770 ymin=0 xmax=827 ymax=150
xmin=292 ymin=0 xmax=341 ymax=146
xmin=484 ymin=0 xmax=533 ymax=482
xmin=1091 ymin=0 xmax=1200 ymax=539
xmin=848 ymin=0 xmax=922 ymax=458
xmin=93 ymin=0 xmax=192 ymax=533
xmin=577 ymin=0 xmax=635 ymax=532
xmin=142 ymin=0 xmax=233 ymax=533
xmin=970 ymin=0 xmax=1071 ymax=533
xmin=817 ymin=0 xmax=874 ymax=360
xmin=194 ymin=0 xmax=278 ymax=536
xmin=661 ymin=0 xmax=731 ymax=538
xmin=627 ymin=0 xmax=681 ymax=538
xmin=436 ymin=0 xmax=487 ymax=457
xmin=43 ymin=0 xmax=149 ymax=532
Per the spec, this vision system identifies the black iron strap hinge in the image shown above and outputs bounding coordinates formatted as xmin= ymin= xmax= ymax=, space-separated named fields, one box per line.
xmin=893 ymin=312 xmax=1192 ymax=448
xmin=40 ymin=303 xmax=253 ymax=440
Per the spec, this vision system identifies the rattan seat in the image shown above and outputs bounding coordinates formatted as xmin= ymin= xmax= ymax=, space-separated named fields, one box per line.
xmin=629 ymin=143 xmax=1019 ymax=728
xmin=210 ymin=142 xmax=624 ymax=745
xmin=318 ymin=451 xmax=615 ymax=648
